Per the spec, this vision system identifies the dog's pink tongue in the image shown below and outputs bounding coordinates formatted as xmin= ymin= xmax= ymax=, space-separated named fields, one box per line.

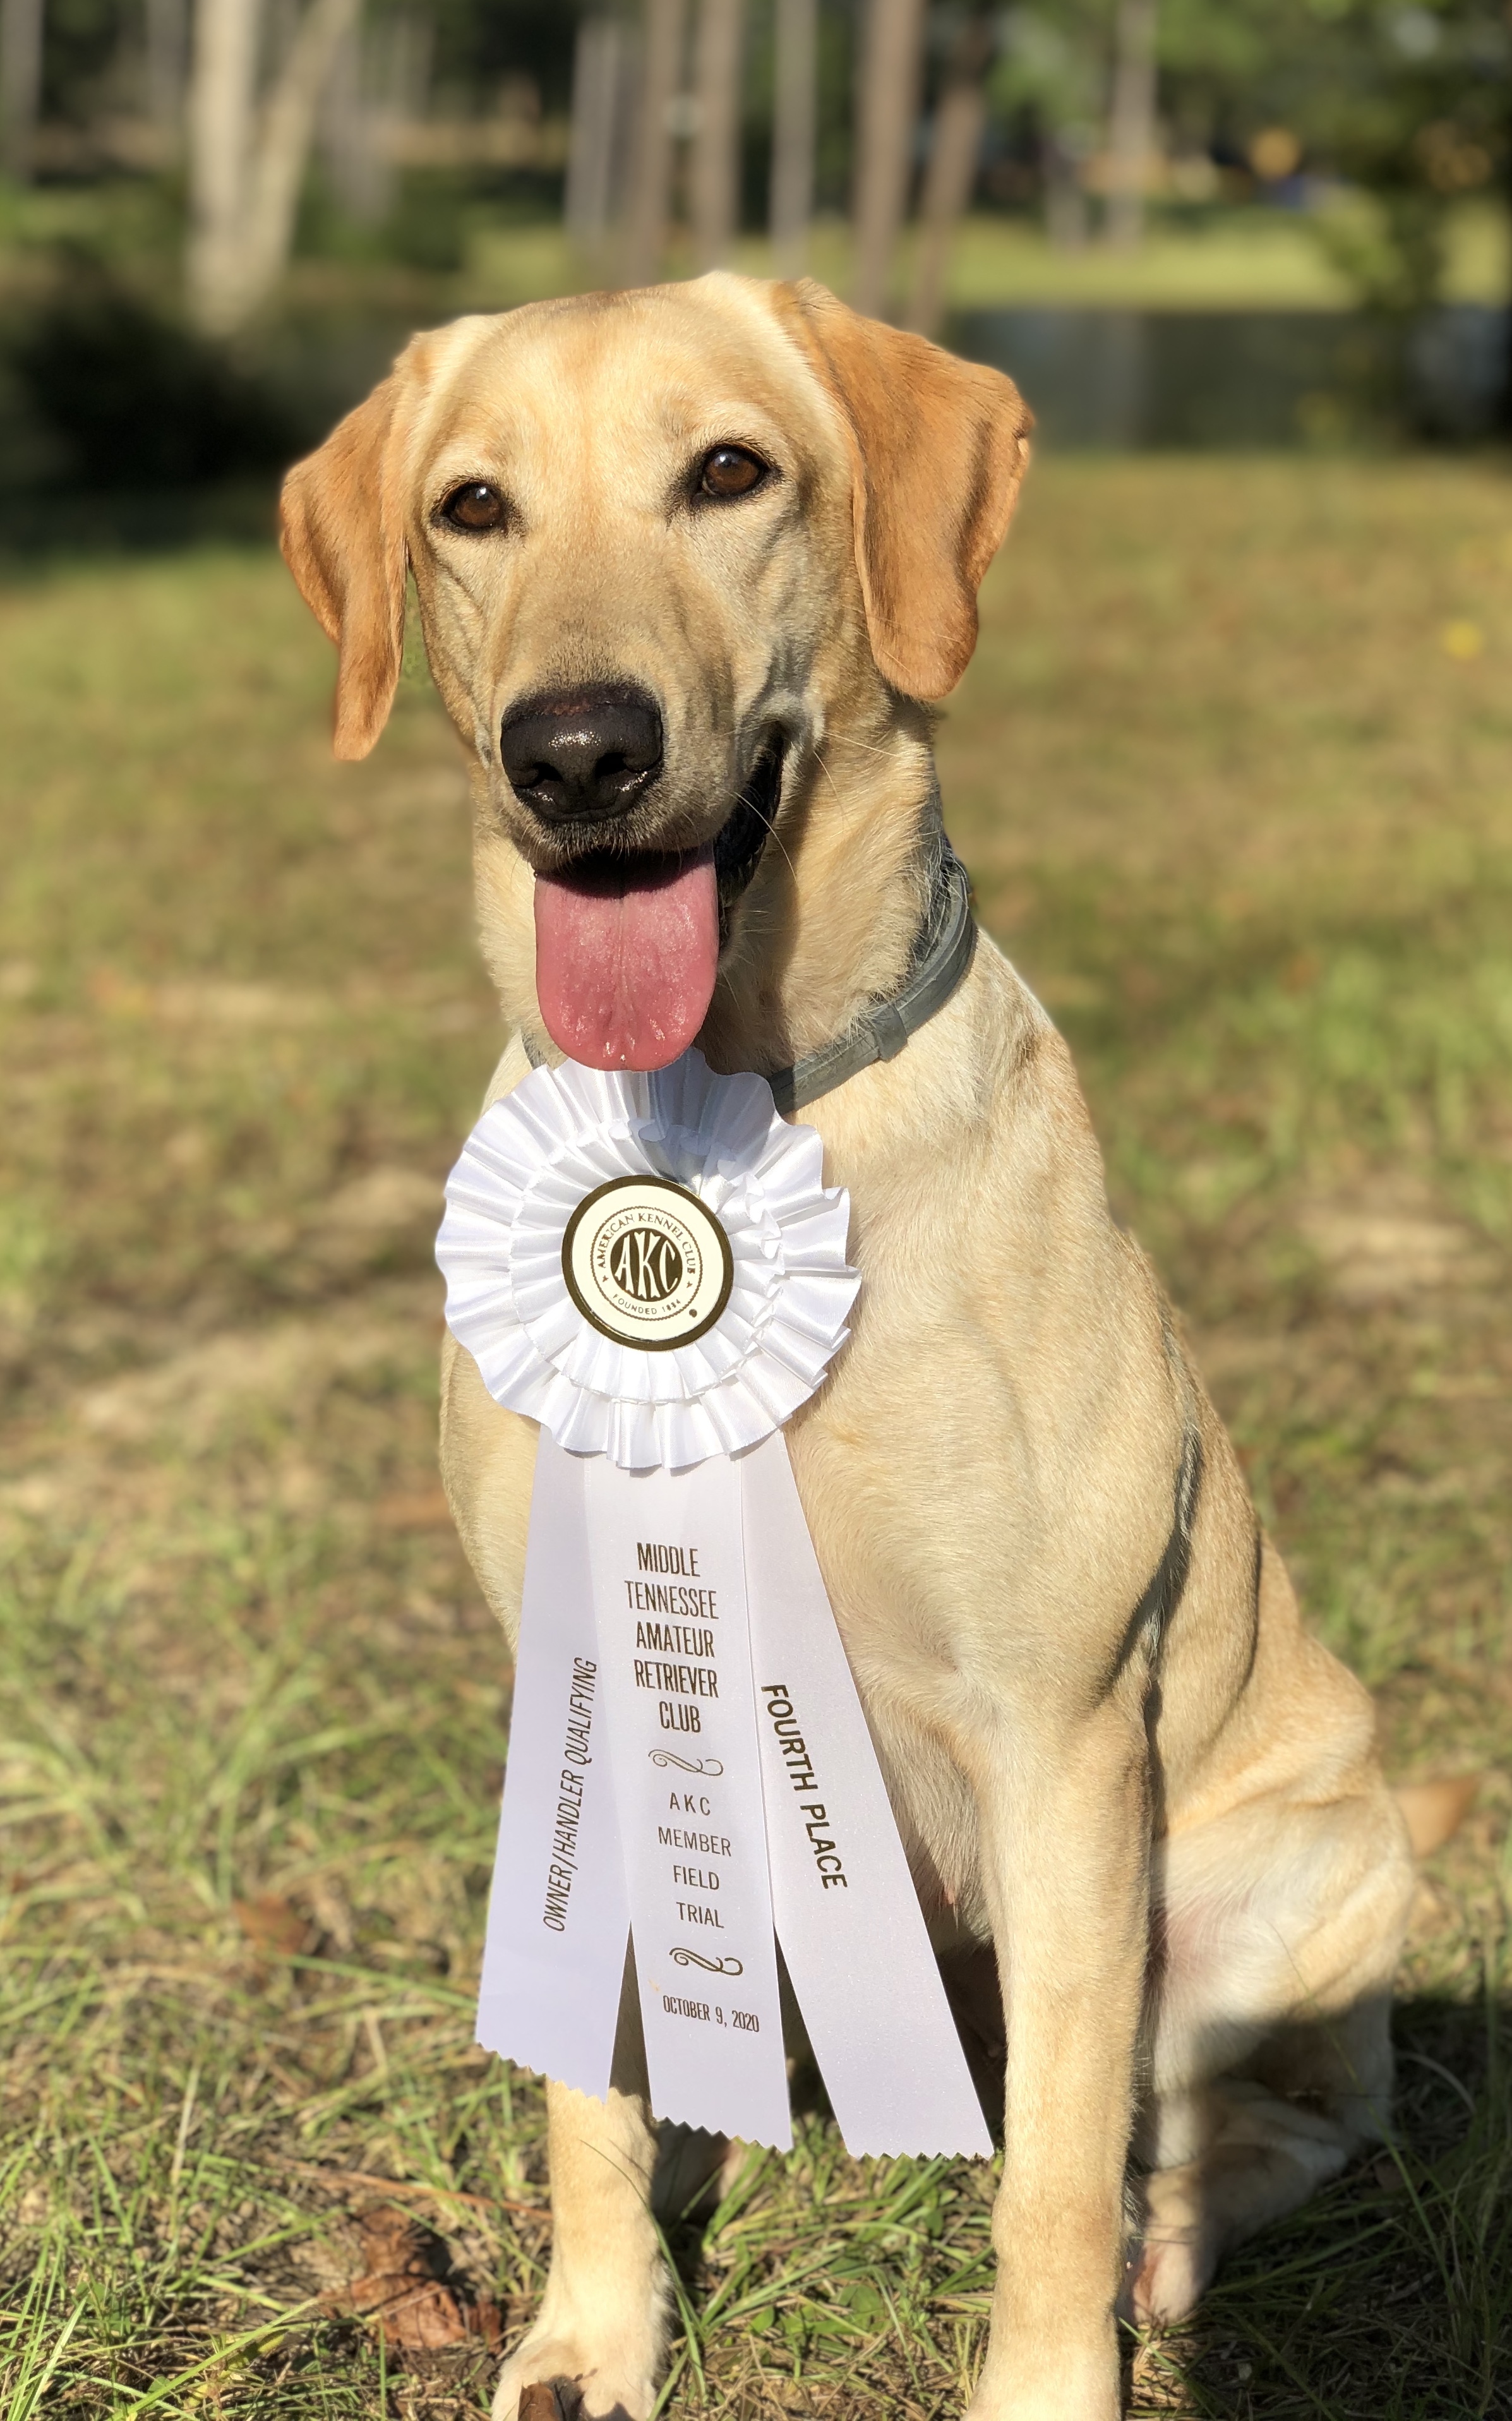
xmin=534 ymin=851 xmax=718 ymax=1071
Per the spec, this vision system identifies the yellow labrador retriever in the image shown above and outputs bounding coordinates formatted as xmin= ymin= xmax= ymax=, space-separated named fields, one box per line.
xmin=280 ymin=273 xmax=1413 ymax=2421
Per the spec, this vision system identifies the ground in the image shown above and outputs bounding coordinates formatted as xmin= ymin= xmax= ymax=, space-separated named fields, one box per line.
xmin=1 ymin=455 xmax=1509 ymax=2417
xmin=3 ymin=194 xmax=1508 ymax=322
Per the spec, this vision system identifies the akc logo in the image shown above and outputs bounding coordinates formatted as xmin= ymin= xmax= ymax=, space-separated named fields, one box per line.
xmin=563 ymin=1175 xmax=733 ymax=1351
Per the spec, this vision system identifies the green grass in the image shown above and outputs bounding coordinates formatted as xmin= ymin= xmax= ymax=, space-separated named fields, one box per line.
xmin=459 ymin=207 xmax=1391 ymax=313
xmin=295 ymin=198 xmax=1512 ymax=318
xmin=2 ymin=458 xmax=1510 ymax=2415
xmin=4 ymin=187 xmax=1506 ymax=323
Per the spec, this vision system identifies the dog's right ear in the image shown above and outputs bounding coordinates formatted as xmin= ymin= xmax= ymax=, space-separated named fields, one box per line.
xmin=279 ymin=373 xmax=412 ymax=761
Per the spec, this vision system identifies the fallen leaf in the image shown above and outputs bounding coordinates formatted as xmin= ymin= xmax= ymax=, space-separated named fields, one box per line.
xmin=348 ymin=2271 xmax=472 ymax=2349
xmin=232 ymin=1894 xmax=315 ymax=1957
xmin=326 ymin=2209 xmax=501 ymax=2353
xmin=520 ymin=2386 xmax=568 ymax=2421
xmin=356 ymin=2208 xmax=422 ymax=2271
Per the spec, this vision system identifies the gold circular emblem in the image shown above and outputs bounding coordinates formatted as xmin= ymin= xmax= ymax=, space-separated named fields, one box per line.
xmin=561 ymin=1176 xmax=734 ymax=1352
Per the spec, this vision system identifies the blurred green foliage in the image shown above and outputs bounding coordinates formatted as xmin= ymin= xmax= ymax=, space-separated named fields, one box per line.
xmin=0 ymin=0 xmax=1506 ymax=484
xmin=9 ymin=0 xmax=1510 ymax=296
xmin=993 ymin=0 xmax=1509 ymax=312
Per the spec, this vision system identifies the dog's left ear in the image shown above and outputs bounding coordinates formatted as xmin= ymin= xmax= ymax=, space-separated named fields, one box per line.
xmin=280 ymin=361 xmax=419 ymax=761
xmin=773 ymin=280 xmax=1033 ymax=700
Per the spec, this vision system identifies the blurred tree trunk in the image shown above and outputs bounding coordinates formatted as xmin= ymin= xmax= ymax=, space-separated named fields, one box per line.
xmin=187 ymin=0 xmax=359 ymax=333
xmin=691 ymin=0 xmax=742 ymax=268
xmin=851 ymin=0 xmax=925 ymax=320
xmin=622 ymin=0 xmax=686 ymax=286
xmin=145 ymin=0 xmax=188 ymax=137
xmin=0 ymin=0 xmax=44 ymax=182
xmin=187 ymin=0 xmax=260 ymax=321
xmin=906 ymin=16 xmax=992 ymax=340
xmin=319 ymin=14 xmax=426 ymax=227
xmin=769 ymin=0 xmax=814 ymax=276
xmin=567 ymin=17 xmax=633 ymax=265
xmin=1043 ymin=131 xmax=1089 ymax=251
xmin=1105 ymin=0 xmax=1157 ymax=251
xmin=320 ymin=27 xmax=373 ymax=220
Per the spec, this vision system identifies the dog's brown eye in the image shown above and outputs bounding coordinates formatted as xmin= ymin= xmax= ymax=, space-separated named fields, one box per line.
xmin=440 ymin=481 xmax=507 ymax=532
xmin=698 ymin=445 xmax=769 ymax=501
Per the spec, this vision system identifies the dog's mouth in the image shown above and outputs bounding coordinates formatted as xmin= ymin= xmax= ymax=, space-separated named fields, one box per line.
xmin=532 ymin=740 xmax=783 ymax=1073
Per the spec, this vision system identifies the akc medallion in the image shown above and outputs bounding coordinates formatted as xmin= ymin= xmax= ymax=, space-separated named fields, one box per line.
xmin=562 ymin=1175 xmax=733 ymax=1350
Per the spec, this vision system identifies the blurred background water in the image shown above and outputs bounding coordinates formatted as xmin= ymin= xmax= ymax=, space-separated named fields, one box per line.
xmin=957 ymin=301 xmax=1508 ymax=446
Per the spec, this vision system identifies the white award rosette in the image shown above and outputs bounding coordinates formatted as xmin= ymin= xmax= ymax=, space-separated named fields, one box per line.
xmin=436 ymin=1048 xmax=990 ymax=2158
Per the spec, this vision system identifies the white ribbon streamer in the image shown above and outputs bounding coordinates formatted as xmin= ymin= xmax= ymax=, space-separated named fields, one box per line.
xmin=472 ymin=1439 xmax=628 ymax=2101
xmin=743 ymin=1431 xmax=990 ymax=2157
xmin=584 ymin=1448 xmax=791 ymax=2148
xmin=443 ymin=1051 xmax=990 ymax=2158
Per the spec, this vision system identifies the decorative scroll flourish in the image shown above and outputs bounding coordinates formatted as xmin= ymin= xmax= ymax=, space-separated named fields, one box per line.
xmin=669 ymin=1949 xmax=745 ymax=1975
xmin=649 ymin=1751 xmax=724 ymax=1775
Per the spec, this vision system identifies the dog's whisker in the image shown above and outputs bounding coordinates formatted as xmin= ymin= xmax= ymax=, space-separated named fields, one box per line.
xmin=810 ymin=748 xmax=870 ymax=829
xmin=822 ymin=733 xmax=904 ymax=761
xmin=752 ymin=802 xmax=798 ymax=885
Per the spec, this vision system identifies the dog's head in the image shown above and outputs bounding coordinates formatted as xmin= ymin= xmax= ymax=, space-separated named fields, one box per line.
xmin=280 ymin=275 xmax=1029 ymax=1072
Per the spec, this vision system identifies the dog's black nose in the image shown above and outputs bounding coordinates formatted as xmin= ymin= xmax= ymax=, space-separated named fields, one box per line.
xmin=500 ymin=684 xmax=664 ymax=824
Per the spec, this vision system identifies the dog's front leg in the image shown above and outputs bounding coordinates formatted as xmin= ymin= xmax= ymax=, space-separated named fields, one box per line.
xmin=967 ymin=1699 xmax=1149 ymax=2421
xmin=495 ymin=1972 xmax=670 ymax=2421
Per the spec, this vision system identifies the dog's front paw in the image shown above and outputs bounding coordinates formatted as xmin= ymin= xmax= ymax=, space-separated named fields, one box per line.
xmin=1121 ymin=2159 xmax=1215 ymax=2328
xmin=493 ymin=2333 xmax=657 ymax=2421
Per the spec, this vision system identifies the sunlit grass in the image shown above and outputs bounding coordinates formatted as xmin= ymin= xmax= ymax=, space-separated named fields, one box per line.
xmin=3 ymin=457 xmax=1509 ymax=2413
xmin=6 ymin=184 xmax=1503 ymax=324
xmin=460 ymin=201 xmax=1510 ymax=315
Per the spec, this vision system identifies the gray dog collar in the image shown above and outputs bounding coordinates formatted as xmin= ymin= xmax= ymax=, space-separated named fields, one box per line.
xmin=765 ymin=844 xmax=976 ymax=1111
xmin=520 ymin=839 xmax=976 ymax=1115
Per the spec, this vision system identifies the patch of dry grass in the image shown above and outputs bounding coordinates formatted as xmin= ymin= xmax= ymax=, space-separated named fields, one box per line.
xmin=2 ymin=458 xmax=1509 ymax=2417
